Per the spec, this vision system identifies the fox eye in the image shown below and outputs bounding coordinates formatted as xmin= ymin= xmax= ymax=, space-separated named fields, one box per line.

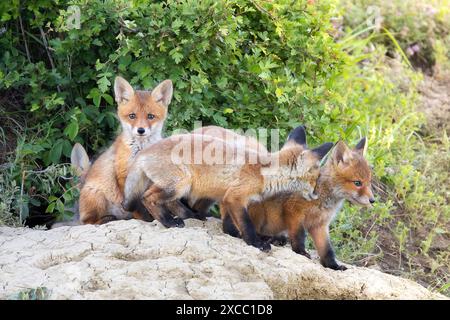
xmin=129 ymin=113 xmax=136 ymax=119
xmin=147 ymin=114 xmax=155 ymax=120
xmin=354 ymin=181 xmax=362 ymax=187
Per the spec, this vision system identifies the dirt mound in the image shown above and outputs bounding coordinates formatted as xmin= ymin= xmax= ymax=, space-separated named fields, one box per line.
xmin=0 ymin=219 xmax=445 ymax=299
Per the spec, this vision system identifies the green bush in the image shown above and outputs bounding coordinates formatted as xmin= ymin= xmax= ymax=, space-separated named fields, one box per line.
xmin=0 ymin=0 xmax=447 ymax=294
xmin=1 ymin=0 xmax=351 ymax=220
xmin=0 ymin=0 xmax=424 ymax=237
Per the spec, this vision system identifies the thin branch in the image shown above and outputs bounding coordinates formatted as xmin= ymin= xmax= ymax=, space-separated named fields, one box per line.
xmin=38 ymin=26 xmax=61 ymax=93
xmin=37 ymin=27 xmax=64 ymax=90
xmin=18 ymin=10 xmax=31 ymax=63
xmin=39 ymin=27 xmax=55 ymax=69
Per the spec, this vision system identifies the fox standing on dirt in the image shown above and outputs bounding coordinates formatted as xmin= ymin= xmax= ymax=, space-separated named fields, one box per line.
xmin=70 ymin=76 xmax=174 ymax=225
xmin=244 ymin=138 xmax=374 ymax=270
xmin=122 ymin=126 xmax=333 ymax=251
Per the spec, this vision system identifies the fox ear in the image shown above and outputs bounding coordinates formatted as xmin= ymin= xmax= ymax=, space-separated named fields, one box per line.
xmin=331 ymin=140 xmax=353 ymax=165
xmin=287 ymin=125 xmax=307 ymax=146
xmin=151 ymin=79 xmax=173 ymax=108
xmin=114 ymin=76 xmax=134 ymax=104
xmin=312 ymin=142 xmax=334 ymax=160
xmin=354 ymin=137 xmax=367 ymax=156
xmin=71 ymin=143 xmax=90 ymax=176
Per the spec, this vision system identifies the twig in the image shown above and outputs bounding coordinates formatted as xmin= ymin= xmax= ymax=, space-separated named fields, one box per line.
xmin=18 ymin=163 xmax=74 ymax=223
xmin=38 ymin=26 xmax=61 ymax=93
xmin=18 ymin=10 xmax=31 ymax=63
xmin=250 ymin=0 xmax=275 ymax=20
xmin=20 ymin=170 xmax=26 ymax=225
xmin=38 ymin=27 xmax=55 ymax=69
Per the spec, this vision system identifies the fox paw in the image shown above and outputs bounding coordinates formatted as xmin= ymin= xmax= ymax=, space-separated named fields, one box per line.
xmin=334 ymin=264 xmax=347 ymax=271
xmin=172 ymin=217 xmax=185 ymax=228
xmin=298 ymin=250 xmax=311 ymax=259
xmin=324 ymin=263 xmax=347 ymax=271
xmin=271 ymin=235 xmax=288 ymax=246
xmin=164 ymin=217 xmax=185 ymax=228
xmin=293 ymin=248 xmax=311 ymax=259
xmin=254 ymin=240 xmax=271 ymax=252
xmin=192 ymin=211 xmax=207 ymax=221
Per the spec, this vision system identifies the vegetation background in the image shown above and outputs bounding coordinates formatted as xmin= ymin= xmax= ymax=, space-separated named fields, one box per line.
xmin=0 ymin=0 xmax=448 ymax=295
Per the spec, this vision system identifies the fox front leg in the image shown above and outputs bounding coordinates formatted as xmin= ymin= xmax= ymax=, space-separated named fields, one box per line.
xmin=164 ymin=200 xmax=200 ymax=220
xmin=309 ymin=225 xmax=347 ymax=271
xmin=141 ymin=187 xmax=184 ymax=228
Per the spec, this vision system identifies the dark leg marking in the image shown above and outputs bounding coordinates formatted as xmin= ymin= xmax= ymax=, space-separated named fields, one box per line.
xmin=130 ymin=200 xmax=154 ymax=222
xmin=258 ymin=234 xmax=287 ymax=246
xmin=320 ymin=242 xmax=347 ymax=271
xmin=97 ymin=215 xmax=118 ymax=225
xmin=237 ymin=207 xmax=271 ymax=252
xmin=156 ymin=204 xmax=185 ymax=228
xmin=191 ymin=198 xmax=215 ymax=219
xmin=270 ymin=234 xmax=288 ymax=246
xmin=222 ymin=213 xmax=241 ymax=238
xmin=291 ymin=226 xmax=310 ymax=258
xmin=164 ymin=200 xmax=199 ymax=220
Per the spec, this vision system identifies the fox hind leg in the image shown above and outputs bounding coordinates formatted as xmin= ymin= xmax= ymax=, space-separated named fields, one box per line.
xmin=291 ymin=225 xmax=310 ymax=258
xmin=219 ymin=202 xmax=240 ymax=238
xmin=222 ymin=195 xmax=270 ymax=252
xmin=190 ymin=198 xmax=215 ymax=219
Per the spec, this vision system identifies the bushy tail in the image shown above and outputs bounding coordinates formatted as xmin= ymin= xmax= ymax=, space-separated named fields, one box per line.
xmin=49 ymin=143 xmax=89 ymax=229
xmin=122 ymin=166 xmax=151 ymax=212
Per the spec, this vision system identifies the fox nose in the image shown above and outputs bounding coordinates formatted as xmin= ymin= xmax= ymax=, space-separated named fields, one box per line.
xmin=137 ymin=128 xmax=145 ymax=135
xmin=369 ymin=198 xmax=375 ymax=204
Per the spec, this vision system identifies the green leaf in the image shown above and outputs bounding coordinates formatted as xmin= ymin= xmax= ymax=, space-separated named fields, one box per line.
xmin=169 ymin=48 xmax=184 ymax=64
xmin=97 ymin=76 xmax=111 ymax=93
xmin=88 ymin=88 xmax=101 ymax=107
xmin=46 ymin=202 xmax=56 ymax=213
xmin=275 ymin=87 xmax=283 ymax=97
xmin=93 ymin=95 xmax=101 ymax=107
xmin=172 ymin=18 xmax=183 ymax=34
xmin=118 ymin=55 xmax=132 ymax=71
xmin=62 ymin=139 xmax=73 ymax=157
xmin=217 ymin=77 xmax=228 ymax=89
xmin=92 ymin=38 xmax=102 ymax=46
xmin=62 ymin=192 xmax=72 ymax=202
xmin=49 ymin=140 xmax=63 ymax=164
xmin=64 ymin=121 xmax=79 ymax=141
xmin=56 ymin=199 xmax=65 ymax=214
xmin=102 ymin=94 xmax=114 ymax=105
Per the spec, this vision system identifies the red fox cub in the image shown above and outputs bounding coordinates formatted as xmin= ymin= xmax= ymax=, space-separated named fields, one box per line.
xmin=122 ymin=126 xmax=333 ymax=251
xmin=246 ymin=138 xmax=375 ymax=270
xmin=76 ymin=76 xmax=174 ymax=224
xmin=187 ymin=125 xmax=269 ymax=216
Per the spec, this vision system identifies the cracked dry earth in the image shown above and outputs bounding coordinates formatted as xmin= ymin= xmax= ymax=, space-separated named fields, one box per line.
xmin=0 ymin=219 xmax=446 ymax=299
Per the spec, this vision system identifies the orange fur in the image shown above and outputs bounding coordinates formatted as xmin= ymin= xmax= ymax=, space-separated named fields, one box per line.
xmin=77 ymin=77 xmax=173 ymax=224
xmin=246 ymin=139 xmax=374 ymax=269
xmin=123 ymin=126 xmax=333 ymax=251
